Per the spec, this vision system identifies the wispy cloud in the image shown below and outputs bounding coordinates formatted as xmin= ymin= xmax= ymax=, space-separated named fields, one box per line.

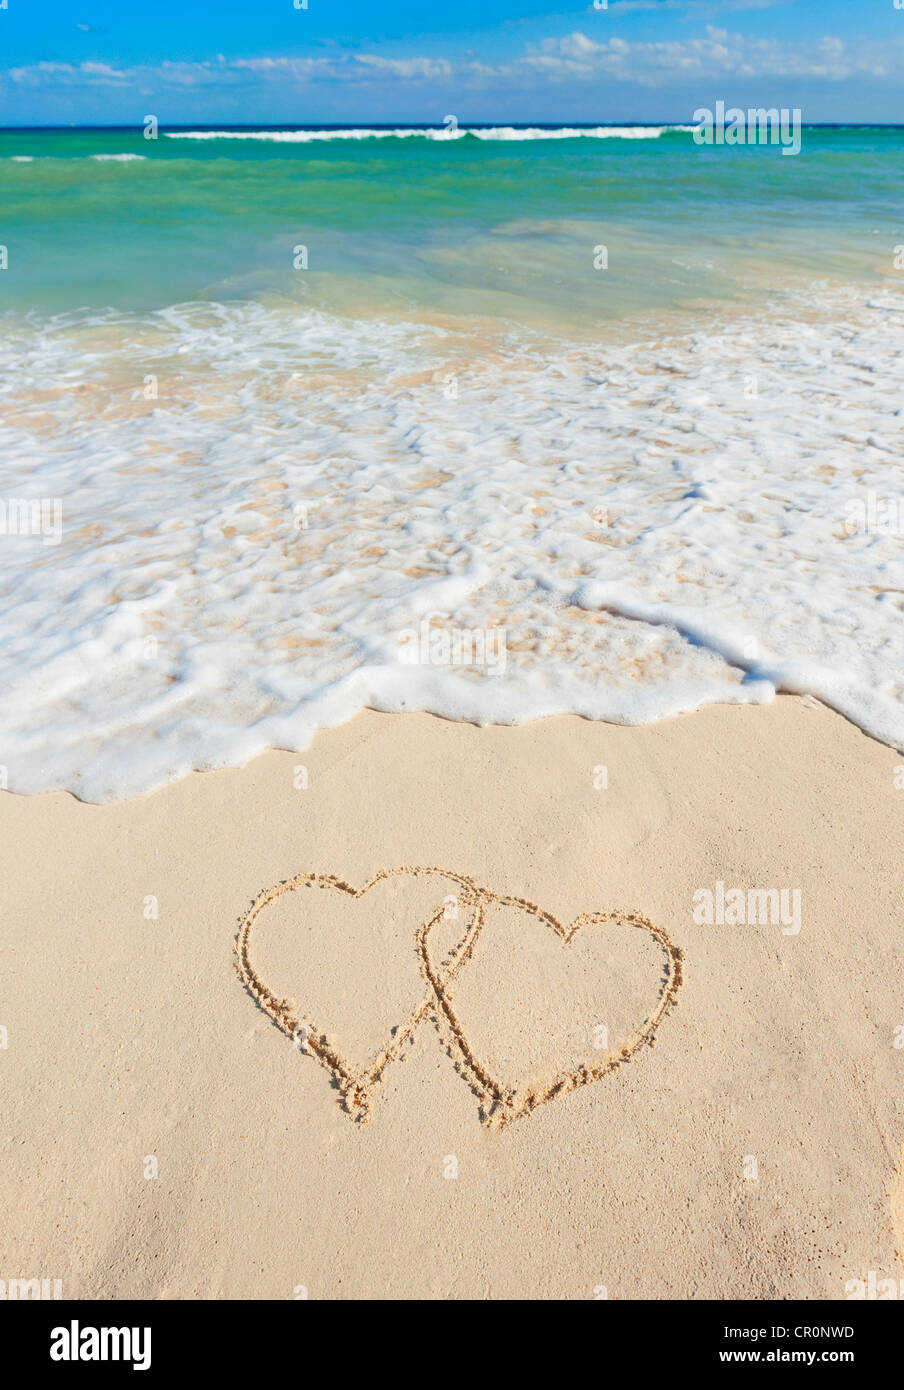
xmin=9 ymin=60 xmax=129 ymax=85
xmin=354 ymin=55 xmax=454 ymax=80
xmin=3 ymin=27 xmax=901 ymax=95
xmin=521 ymin=26 xmax=883 ymax=84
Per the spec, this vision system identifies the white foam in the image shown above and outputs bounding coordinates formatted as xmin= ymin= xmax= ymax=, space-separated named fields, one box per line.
xmin=163 ymin=125 xmax=685 ymax=143
xmin=6 ymin=154 xmax=145 ymax=163
xmin=0 ymin=286 xmax=902 ymax=800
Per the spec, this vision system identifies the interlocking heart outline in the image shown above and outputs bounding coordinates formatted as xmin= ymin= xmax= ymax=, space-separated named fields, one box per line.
xmin=234 ymin=866 xmax=684 ymax=1128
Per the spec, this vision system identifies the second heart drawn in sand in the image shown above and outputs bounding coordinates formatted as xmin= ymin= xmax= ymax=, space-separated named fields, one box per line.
xmin=419 ymin=889 xmax=684 ymax=1128
xmin=235 ymin=867 xmax=684 ymax=1128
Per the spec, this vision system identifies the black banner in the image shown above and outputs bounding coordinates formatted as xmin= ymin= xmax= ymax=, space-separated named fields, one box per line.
xmin=2 ymin=1298 xmax=898 ymax=1375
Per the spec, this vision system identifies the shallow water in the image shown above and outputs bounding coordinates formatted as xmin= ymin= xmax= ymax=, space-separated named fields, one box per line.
xmin=1 ymin=126 xmax=902 ymax=798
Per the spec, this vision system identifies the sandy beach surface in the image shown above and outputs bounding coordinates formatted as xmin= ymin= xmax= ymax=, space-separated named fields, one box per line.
xmin=2 ymin=695 xmax=903 ymax=1300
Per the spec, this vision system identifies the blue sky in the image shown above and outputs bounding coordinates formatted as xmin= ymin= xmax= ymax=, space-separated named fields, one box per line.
xmin=1 ymin=0 xmax=902 ymax=125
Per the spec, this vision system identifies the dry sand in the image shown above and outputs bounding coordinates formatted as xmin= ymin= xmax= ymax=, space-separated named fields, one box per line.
xmin=1 ymin=696 xmax=903 ymax=1299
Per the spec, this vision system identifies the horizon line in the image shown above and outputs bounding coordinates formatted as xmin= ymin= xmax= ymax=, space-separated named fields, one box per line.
xmin=1 ymin=120 xmax=903 ymax=131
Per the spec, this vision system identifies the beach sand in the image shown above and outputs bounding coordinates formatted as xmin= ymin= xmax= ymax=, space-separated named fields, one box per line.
xmin=2 ymin=695 xmax=903 ymax=1300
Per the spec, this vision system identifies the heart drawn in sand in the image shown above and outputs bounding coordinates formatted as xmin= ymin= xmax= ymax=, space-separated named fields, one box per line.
xmin=235 ymin=868 xmax=684 ymax=1127
xmin=418 ymin=888 xmax=684 ymax=1129
xmin=234 ymin=867 xmax=484 ymax=1120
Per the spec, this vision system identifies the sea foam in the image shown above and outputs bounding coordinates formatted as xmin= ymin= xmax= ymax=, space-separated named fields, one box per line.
xmin=163 ymin=125 xmax=689 ymax=143
xmin=0 ymin=285 xmax=902 ymax=800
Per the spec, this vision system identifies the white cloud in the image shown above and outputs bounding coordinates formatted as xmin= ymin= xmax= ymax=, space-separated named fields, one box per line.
xmin=232 ymin=56 xmax=338 ymax=77
xmin=3 ymin=27 xmax=902 ymax=95
xmin=9 ymin=60 xmax=127 ymax=85
xmin=355 ymin=55 xmax=453 ymax=79
xmin=520 ymin=26 xmax=894 ymax=85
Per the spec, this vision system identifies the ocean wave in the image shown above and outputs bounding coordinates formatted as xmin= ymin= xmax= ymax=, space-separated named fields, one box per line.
xmin=163 ymin=125 xmax=691 ymax=143
xmin=5 ymin=153 xmax=147 ymax=163
xmin=0 ymin=285 xmax=902 ymax=799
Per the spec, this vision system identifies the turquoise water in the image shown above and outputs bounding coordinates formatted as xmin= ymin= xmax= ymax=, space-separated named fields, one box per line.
xmin=0 ymin=124 xmax=901 ymax=327
xmin=2 ymin=124 xmax=904 ymax=798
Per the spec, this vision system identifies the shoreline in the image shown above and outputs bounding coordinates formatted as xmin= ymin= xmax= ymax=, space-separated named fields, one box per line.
xmin=3 ymin=275 xmax=903 ymax=802
xmin=3 ymin=686 xmax=902 ymax=810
